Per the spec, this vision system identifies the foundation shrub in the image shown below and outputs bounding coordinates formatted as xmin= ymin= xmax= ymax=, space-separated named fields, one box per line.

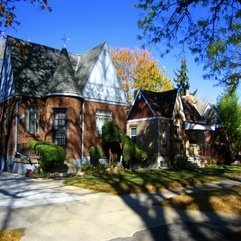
xmin=122 ymin=135 xmax=147 ymax=167
xmin=28 ymin=141 xmax=66 ymax=172
xmin=89 ymin=145 xmax=103 ymax=166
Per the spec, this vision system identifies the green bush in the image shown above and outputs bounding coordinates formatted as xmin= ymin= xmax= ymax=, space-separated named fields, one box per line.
xmin=102 ymin=121 xmax=123 ymax=144
xmin=89 ymin=145 xmax=103 ymax=166
xmin=122 ymin=135 xmax=147 ymax=166
xmin=81 ymin=162 xmax=106 ymax=173
xmin=28 ymin=141 xmax=66 ymax=172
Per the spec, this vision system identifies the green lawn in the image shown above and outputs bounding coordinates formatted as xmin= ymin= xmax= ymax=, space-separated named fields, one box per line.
xmin=64 ymin=165 xmax=241 ymax=195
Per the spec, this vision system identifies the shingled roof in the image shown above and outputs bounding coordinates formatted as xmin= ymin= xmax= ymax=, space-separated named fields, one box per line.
xmin=141 ymin=89 xmax=178 ymax=118
xmin=181 ymin=97 xmax=205 ymax=124
xmin=74 ymin=43 xmax=105 ymax=90
xmin=128 ymin=89 xmax=204 ymax=123
xmin=5 ymin=36 xmax=106 ymax=98
xmin=127 ymin=89 xmax=178 ymax=120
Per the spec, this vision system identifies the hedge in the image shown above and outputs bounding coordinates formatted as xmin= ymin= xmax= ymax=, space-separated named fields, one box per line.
xmin=28 ymin=141 xmax=66 ymax=172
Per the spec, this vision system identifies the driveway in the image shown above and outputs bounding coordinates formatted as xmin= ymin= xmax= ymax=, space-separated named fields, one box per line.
xmin=0 ymin=172 xmax=241 ymax=241
xmin=0 ymin=172 xmax=89 ymax=210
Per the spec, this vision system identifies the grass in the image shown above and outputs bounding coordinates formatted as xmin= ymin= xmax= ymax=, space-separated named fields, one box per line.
xmin=0 ymin=229 xmax=24 ymax=241
xmin=64 ymin=165 xmax=241 ymax=195
xmin=159 ymin=185 xmax=241 ymax=215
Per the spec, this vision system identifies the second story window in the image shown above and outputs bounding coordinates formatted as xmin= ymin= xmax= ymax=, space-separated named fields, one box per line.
xmin=25 ymin=105 xmax=39 ymax=134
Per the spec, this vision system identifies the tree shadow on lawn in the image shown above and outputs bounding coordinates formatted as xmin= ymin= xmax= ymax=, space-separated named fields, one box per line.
xmin=92 ymin=169 xmax=241 ymax=241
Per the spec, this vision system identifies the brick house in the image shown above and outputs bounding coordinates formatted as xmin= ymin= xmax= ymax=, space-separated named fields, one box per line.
xmin=0 ymin=36 xmax=128 ymax=171
xmin=126 ymin=89 xmax=218 ymax=168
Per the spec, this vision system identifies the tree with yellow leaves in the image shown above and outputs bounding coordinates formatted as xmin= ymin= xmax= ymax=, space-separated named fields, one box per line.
xmin=111 ymin=48 xmax=173 ymax=103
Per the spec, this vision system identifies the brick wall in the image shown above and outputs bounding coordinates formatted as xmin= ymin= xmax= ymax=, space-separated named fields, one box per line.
xmin=1 ymin=96 xmax=127 ymax=162
xmin=17 ymin=96 xmax=83 ymax=160
xmin=84 ymin=101 xmax=127 ymax=156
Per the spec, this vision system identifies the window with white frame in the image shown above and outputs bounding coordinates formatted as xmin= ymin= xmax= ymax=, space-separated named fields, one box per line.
xmin=96 ymin=110 xmax=112 ymax=135
xmin=25 ymin=105 xmax=39 ymax=134
xmin=130 ymin=126 xmax=137 ymax=142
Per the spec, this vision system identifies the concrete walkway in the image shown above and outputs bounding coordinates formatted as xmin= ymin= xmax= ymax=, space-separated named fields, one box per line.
xmin=0 ymin=172 xmax=241 ymax=241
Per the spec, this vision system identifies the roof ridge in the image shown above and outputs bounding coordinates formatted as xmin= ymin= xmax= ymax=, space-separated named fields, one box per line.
xmin=7 ymin=35 xmax=60 ymax=53
xmin=78 ymin=42 xmax=106 ymax=57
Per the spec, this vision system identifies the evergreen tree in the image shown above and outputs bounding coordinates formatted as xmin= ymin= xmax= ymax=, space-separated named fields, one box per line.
xmin=174 ymin=58 xmax=190 ymax=96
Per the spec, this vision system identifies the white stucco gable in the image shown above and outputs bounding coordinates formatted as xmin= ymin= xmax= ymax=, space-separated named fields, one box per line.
xmin=82 ymin=43 xmax=127 ymax=105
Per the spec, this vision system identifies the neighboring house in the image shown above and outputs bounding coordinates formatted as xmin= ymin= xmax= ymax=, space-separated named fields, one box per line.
xmin=126 ymin=89 xmax=217 ymax=168
xmin=195 ymin=100 xmax=221 ymax=126
xmin=0 ymin=36 xmax=128 ymax=172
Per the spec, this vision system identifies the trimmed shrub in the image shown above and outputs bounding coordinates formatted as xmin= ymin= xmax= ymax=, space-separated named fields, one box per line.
xmin=135 ymin=145 xmax=148 ymax=161
xmin=122 ymin=135 xmax=147 ymax=167
xmin=28 ymin=141 xmax=66 ymax=172
xmin=89 ymin=145 xmax=103 ymax=166
xmin=102 ymin=121 xmax=123 ymax=145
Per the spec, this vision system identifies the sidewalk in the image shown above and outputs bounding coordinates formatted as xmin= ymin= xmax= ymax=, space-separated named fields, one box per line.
xmin=0 ymin=172 xmax=241 ymax=241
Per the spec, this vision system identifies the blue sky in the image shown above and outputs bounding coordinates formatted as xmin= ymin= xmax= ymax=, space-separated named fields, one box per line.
xmin=5 ymin=0 xmax=240 ymax=103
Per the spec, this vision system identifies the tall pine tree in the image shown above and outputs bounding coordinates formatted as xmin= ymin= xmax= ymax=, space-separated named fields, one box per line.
xmin=174 ymin=58 xmax=190 ymax=96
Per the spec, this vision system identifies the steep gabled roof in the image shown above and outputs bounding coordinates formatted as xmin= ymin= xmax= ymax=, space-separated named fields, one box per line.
xmin=74 ymin=43 xmax=105 ymax=90
xmin=128 ymin=89 xmax=178 ymax=120
xmin=141 ymin=89 xmax=178 ymax=118
xmin=181 ymin=97 xmax=205 ymax=124
xmin=5 ymin=36 xmax=107 ymax=98
xmin=128 ymin=89 xmax=206 ymax=124
xmin=47 ymin=48 xmax=80 ymax=96
xmin=7 ymin=36 xmax=60 ymax=97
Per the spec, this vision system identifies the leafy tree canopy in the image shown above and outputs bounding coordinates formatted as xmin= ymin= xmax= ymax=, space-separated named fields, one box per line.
xmin=217 ymin=90 xmax=241 ymax=158
xmin=111 ymin=47 xmax=173 ymax=103
xmin=136 ymin=0 xmax=241 ymax=91
xmin=0 ymin=0 xmax=51 ymax=33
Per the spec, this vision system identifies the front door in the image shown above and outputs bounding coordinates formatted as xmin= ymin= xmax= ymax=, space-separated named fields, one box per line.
xmin=53 ymin=109 xmax=67 ymax=146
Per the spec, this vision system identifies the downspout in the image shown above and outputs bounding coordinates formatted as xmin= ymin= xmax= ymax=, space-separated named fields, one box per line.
xmin=14 ymin=97 xmax=22 ymax=154
xmin=157 ymin=117 xmax=161 ymax=168
xmin=81 ymin=101 xmax=85 ymax=161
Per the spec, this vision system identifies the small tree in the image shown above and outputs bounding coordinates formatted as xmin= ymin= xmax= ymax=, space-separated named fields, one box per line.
xmin=217 ymin=90 xmax=241 ymax=161
xmin=102 ymin=121 xmax=123 ymax=163
xmin=122 ymin=135 xmax=147 ymax=168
